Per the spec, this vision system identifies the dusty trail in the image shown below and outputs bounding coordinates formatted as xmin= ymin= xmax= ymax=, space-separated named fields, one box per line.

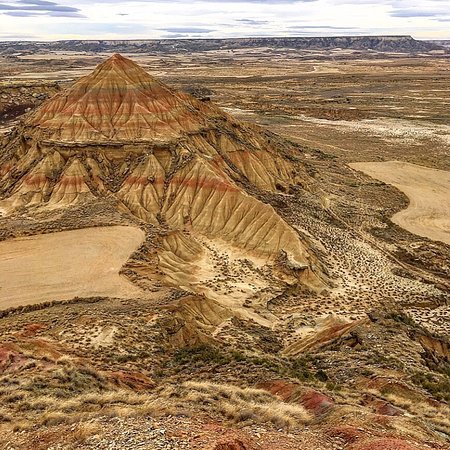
xmin=0 ymin=226 xmax=145 ymax=309
xmin=350 ymin=160 xmax=450 ymax=245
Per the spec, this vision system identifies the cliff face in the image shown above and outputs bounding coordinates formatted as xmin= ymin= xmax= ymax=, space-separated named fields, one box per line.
xmin=0 ymin=35 xmax=443 ymax=55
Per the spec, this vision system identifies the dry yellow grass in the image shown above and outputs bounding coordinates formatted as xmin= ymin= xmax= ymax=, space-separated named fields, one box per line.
xmin=0 ymin=379 xmax=312 ymax=432
xmin=162 ymin=381 xmax=312 ymax=428
xmin=71 ymin=422 xmax=102 ymax=444
xmin=385 ymin=392 xmax=450 ymax=435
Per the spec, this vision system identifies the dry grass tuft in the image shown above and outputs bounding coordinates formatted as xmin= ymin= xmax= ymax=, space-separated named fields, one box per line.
xmin=0 ymin=409 xmax=12 ymax=423
xmin=40 ymin=411 xmax=71 ymax=427
xmin=70 ymin=421 xmax=102 ymax=444
xmin=384 ymin=393 xmax=450 ymax=435
xmin=159 ymin=381 xmax=312 ymax=428
xmin=0 ymin=376 xmax=311 ymax=431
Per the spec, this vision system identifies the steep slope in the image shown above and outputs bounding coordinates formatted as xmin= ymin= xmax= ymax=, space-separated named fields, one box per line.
xmin=26 ymin=55 xmax=207 ymax=143
xmin=0 ymin=53 xmax=325 ymax=298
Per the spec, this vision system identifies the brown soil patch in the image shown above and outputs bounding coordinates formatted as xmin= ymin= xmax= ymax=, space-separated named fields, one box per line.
xmin=0 ymin=226 xmax=144 ymax=309
xmin=349 ymin=437 xmax=425 ymax=450
xmin=350 ymin=161 xmax=450 ymax=245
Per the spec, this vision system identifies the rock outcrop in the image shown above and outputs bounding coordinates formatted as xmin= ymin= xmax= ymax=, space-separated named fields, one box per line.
xmin=0 ymin=54 xmax=325 ymax=295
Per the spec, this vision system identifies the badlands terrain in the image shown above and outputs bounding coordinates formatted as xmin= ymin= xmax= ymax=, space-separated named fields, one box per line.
xmin=0 ymin=40 xmax=449 ymax=450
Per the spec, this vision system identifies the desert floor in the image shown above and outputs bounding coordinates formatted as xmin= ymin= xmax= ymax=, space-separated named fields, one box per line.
xmin=0 ymin=48 xmax=449 ymax=450
xmin=350 ymin=160 xmax=450 ymax=245
xmin=0 ymin=225 xmax=144 ymax=309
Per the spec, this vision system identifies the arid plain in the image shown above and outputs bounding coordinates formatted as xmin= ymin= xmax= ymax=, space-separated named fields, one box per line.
xmin=0 ymin=45 xmax=449 ymax=449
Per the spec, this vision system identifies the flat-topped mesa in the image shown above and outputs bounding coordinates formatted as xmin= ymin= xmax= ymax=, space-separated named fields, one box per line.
xmin=25 ymin=53 xmax=207 ymax=143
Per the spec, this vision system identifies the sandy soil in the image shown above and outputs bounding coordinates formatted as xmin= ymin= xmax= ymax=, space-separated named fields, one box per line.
xmin=350 ymin=161 xmax=450 ymax=245
xmin=0 ymin=226 xmax=144 ymax=309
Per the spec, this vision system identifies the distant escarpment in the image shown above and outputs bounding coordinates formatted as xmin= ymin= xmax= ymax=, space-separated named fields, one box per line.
xmin=0 ymin=35 xmax=443 ymax=56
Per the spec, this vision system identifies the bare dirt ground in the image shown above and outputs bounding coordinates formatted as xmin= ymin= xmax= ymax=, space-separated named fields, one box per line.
xmin=0 ymin=49 xmax=449 ymax=450
xmin=350 ymin=161 xmax=450 ymax=245
xmin=0 ymin=225 xmax=144 ymax=309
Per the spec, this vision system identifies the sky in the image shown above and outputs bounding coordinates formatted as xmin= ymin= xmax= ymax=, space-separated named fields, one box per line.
xmin=0 ymin=0 xmax=449 ymax=41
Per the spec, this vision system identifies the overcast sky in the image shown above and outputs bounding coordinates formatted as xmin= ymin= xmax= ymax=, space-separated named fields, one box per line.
xmin=0 ymin=0 xmax=449 ymax=41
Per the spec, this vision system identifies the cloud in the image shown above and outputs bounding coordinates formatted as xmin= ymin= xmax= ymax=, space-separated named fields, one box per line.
xmin=0 ymin=32 xmax=38 ymax=38
xmin=391 ymin=9 xmax=446 ymax=18
xmin=159 ymin=27 xmax=213 ymax=33
xmin=237 ymin=0 xmax=318 ymax=1
xmin=17 ymin=0 xmax=58 ymax=5
xmin=389 ymin=1 xmax=450 ymax=19
xmin=0 ymin=0 xmax=84 ymax=17
xmin=1 ymin=0 xmax=450 ymax=40
xmin=3 ymin=10 xmax=35 ymax=15
xmin=161 ymin=33 xmax=187 ymax=38
xmin=287 ymin=25 xmax=359 ymax=29
xmin=73 ymin=0 xmax=318 ymax=2
xmin=235 ymin=18 xmax=269 ymax=25
xmin=48 ymin=10 xmax=84 ymax=17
